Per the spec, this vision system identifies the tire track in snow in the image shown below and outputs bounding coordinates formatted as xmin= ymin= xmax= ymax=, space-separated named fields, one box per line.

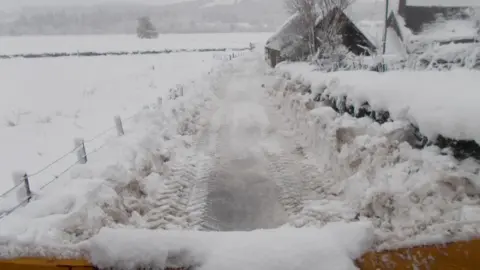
xmin=196 ymin=54 xmax=324 ymax=230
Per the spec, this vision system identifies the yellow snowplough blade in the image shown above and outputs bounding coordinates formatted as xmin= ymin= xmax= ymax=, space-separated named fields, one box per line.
xmin=0 ymin=258 xmax=94 ymax=270
xmin=2 ymin=239 xmax=480 ymax=270
xmin=357 ymin=238 xmax=480 ymax=270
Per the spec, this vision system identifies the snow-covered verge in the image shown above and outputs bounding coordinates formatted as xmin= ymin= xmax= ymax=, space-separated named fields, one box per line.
xmin=0 ymin=55 xmax=221 ymax=257
xmin=269 ymin=63 xmax=480 ymax=249
xmin=0 ymin=52 xmax=223 ymax=197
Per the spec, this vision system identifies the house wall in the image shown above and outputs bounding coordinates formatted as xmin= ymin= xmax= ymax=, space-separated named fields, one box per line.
xmin=265 ymin=47 xmax=281 ymax=67
xmin=315 ymin=11 xmax=376 ymax=56
xmin=403 ymin=6 xmax=468 ymax=33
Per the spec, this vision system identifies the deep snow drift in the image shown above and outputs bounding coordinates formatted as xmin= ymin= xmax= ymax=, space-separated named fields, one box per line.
xmin=271 ymin=61 xmax=480 ymax=249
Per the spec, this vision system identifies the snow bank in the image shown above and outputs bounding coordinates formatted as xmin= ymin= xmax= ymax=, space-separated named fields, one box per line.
xmin=276 ymin=62 xmax=480 ymax=145
xmin=268 ymin=64 xmax=480 ymax=249
xmin=86 ymin=221 xmax=374 ymax=270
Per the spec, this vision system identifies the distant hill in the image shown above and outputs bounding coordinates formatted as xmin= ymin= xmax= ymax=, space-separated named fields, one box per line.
xmin=0 ymin=0 xmax=288 ymax=35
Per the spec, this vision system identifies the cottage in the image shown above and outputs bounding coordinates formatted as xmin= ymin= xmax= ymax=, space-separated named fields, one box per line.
xmin=398 ymin=0 xmax=479 ymax=34
xmin=387 ymin=0 xmax=480 ymax=53
xmin=265 ymin=13 xmax=310 ymax=68
xmin=265 ymin=8 xmax=377 ymax=67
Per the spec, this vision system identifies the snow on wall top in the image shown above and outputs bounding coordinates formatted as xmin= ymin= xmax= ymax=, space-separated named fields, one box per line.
xmin=406 ymin=0 xmax=480 ymax=7
xmin=278 ymin=62 xmax=480 ymax=144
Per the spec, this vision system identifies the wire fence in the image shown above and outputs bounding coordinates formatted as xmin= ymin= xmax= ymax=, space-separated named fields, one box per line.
xmin=213 ymin=51 xmax=248 ymax=61
xmin=0 ymin=112 xmax=139 ymax=220
xmin=0 ymin=49 xmax=249 ymax=221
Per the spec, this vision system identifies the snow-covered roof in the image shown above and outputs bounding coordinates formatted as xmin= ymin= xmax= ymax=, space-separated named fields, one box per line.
xmin=406 ymin=0 xmax=480 ymax=7
xmin=413 ymin=19 xmax=479 ymax=43
xmin=265 ymin=12 xmax=304 ymax=51
xmin=315 ymin=8 xmax=378 ymax=50
xmin=387 ymin=10 xmax=479 ymax=50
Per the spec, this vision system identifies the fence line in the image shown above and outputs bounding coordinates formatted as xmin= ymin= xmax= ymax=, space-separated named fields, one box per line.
xmin=27 ymin=146 xmax=81 ymax=178
xmin=0 ymin=49 xmax=249 ymax=220
xmin=0 ymin=113 xmax=137 ymax=219
xmin=0 ymin=182 xmax=23 ymax=199
xmin=213 ymin=51 xmax=248 ymax=61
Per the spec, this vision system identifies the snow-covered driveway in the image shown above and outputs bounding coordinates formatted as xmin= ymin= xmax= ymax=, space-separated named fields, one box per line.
xmin=192 ymin=53 xmax=315 ymax=231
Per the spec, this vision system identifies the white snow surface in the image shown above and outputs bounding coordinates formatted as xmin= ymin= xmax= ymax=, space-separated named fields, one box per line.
xmin=0 ymin=52 xmax=224 ymax=200
xmin=86 ymin=222 xmax=374 ymax=270
xmin=0 ymin=33 xmax=270 ymax=55
xmin=271 ymin=62 xmax=480 ymax=250
xmin=277 ymin=62 xmax=480 ymax=144
xmin=2 ymin=47 xmax=480 ymax=266
xmin=0 ymin=51 xmax=375 ymax=269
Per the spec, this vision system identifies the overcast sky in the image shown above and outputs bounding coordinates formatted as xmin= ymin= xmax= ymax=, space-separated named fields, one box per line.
xmin=0 ymin=0 xmax=193 ymax=9
xmin=0 ymin=0 xmax=383 ymax=11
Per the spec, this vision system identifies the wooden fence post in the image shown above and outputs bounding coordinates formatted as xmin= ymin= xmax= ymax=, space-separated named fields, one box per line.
xmin=23 ymin=173 xmax=32 ymax=202
xmin=74 ymin=138 xmax=87 ymax=164
xmin=114 ymin=115 xmax=125 ymax=136
xmin=12 ymin=171 xmax=31 ymax=203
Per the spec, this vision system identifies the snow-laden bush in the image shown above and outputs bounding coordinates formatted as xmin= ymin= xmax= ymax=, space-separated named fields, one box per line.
xmin=406 ymin=43 xmax=480 ymax=71
xmin=309 ymin=42 xmax=480 ymax=73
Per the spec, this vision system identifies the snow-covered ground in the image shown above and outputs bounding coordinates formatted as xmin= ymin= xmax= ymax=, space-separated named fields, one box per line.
xmin=0 ymin=52 xmax=223 ymax=202
xmin=0 ymin=50 xmax=376 ymax=269
xmin=0 ymin=33 xmax=271 ymax=55
xmin=1 ymin=46 xmax=480 ymax=268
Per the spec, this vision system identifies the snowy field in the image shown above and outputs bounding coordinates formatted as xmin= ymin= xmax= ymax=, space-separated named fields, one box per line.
xmin=0 ymin=52 xmax=224 ymax=201
xmin=0 ymin=32 xmax=271 ymax=55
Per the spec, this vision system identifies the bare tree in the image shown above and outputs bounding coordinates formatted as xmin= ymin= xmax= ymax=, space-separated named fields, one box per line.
xmin=284 ymin=0 xmax=353 ymax=57
xmin=284 ymin=0 xmax=317 ymax=55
